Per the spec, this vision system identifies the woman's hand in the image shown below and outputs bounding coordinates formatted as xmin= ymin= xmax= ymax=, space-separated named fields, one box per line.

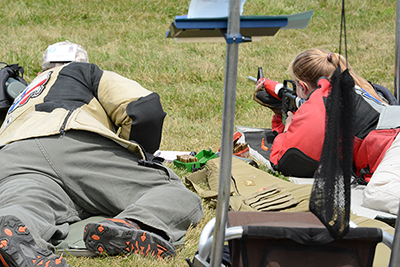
xmin=283 ymin=111 xmax=294 ymax=132
xmin=255 ymin=78 xmax=265 ymax=93
xmin=253 ymin=78 xmax=282 ymax=115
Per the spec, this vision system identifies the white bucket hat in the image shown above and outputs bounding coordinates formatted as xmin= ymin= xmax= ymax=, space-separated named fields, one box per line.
xmin=42 ymin=40 xmax=89 ymax=71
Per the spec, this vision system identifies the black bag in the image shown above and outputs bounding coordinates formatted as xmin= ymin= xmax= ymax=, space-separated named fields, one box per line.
xmin=0 ymin=62 xmax=28 ymax=108
xmin=0 ymin=62 xmax=28 ymax=122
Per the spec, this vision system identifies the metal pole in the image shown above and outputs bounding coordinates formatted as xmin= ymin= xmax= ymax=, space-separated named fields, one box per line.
xmin=388 ymin=2 xmax=400 ymax=265
xmin=395 ymin=0 xmax=400 ymax=101
xmin=210 ymin=0 xmax=241 ymax=266
xmin=388 ymin=204 xmax=400 ymax=266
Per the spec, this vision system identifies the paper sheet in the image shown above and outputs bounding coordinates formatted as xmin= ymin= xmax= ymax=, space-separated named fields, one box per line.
xmin=154 ymin=150 xmax=191 ymax=163
xmin=187 ymin=0 xmax=246 ymax=18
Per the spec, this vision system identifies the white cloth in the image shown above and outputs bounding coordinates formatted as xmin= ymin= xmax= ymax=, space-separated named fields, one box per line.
xmin=363 ymin=132 xmax=400 ymax=215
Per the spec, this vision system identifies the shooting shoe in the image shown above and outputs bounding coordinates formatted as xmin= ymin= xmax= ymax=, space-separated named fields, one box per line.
xmin=83 ymin=218 xmax=176 ymax=259
xmin=0 ymin=215 xmax=70 ymax=267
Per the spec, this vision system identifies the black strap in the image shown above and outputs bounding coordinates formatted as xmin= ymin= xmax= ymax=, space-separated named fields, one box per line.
xmin=339 ymin=0 xmax=348 ymax=67
xmin=0 ymin=67 xmax=13 ymax=110
xmin=358 ymin=165 xmax=371 ymax=185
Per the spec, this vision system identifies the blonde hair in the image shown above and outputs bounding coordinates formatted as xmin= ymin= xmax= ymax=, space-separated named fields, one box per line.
xmin=288 ymin=48 xmax=383 ymax=101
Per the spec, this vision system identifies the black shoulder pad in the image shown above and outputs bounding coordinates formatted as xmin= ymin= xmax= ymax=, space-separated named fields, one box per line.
xmin=275 ymin=147 xmax=319 ymax=177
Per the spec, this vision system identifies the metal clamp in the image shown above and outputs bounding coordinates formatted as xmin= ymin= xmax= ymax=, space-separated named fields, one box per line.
xmin=224 ymin=33 xmax=243 ymax=44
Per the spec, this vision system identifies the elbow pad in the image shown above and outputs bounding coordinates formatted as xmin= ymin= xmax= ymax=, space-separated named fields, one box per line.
xmin=126 ymin=93 xmax=167 ymax=154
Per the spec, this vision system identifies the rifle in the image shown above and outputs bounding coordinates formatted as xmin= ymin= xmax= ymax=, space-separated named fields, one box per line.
xmin=249 ymin=67 xmax=304 ymax=124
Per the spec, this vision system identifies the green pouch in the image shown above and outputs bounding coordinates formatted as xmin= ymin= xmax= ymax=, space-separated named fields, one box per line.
xmin=257 ymin=198 xmax=300 ymax=211
xmin=186 ymin=157 xmax=313 ymax=212
xmin=251 ymin=193 xmax=297 ymax=210
xmin=186 ymin=168 xmax=235 ymax=198
xmin=243 ymin=184 xmax=282 ymax=206
xmin=244 ymin=186 xmax=299 ymax=211
xmin=229 ymin=195 xmax=257 ymax=212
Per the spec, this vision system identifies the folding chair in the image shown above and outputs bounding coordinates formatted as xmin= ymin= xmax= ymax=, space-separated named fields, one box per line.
xmin=192 ymin=211 xmax=393 ymax=267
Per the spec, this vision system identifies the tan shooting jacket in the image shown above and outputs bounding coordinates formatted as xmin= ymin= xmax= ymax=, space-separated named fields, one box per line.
xmin=0 ymin=62 xmax=166 ymax=159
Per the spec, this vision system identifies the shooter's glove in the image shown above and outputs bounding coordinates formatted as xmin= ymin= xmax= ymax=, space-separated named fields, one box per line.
xmin=253 ymin=78 xmax=282 ymax=114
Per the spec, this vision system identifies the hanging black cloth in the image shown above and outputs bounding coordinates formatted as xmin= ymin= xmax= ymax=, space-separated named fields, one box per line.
xmin=309 ymin=0 xmax=355 ymax=239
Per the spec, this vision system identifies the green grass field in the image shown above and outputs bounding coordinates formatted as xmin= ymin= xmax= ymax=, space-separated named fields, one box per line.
xmin=1 ymin=0 xmax=397 ymax=266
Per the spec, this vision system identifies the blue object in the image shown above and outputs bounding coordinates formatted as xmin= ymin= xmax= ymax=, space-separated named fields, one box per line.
xmin=166 ymin=10 xmax=313 ymax=43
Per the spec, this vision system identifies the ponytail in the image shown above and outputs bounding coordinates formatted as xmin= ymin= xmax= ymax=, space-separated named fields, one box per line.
xmin=289 ymin=49 xmax=385 ymax=102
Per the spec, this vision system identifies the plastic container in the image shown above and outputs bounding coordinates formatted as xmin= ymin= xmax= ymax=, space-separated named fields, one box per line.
xmin=173 ymin=149 xmax=218 ymax=172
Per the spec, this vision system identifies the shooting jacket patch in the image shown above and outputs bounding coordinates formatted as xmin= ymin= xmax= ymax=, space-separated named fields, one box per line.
xmin=8 ymin=71 xmax=52 ymax=114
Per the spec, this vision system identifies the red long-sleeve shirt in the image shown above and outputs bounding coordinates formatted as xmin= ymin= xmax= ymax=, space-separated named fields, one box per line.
xmin=268 ymin=77 xmax=400 ymax=181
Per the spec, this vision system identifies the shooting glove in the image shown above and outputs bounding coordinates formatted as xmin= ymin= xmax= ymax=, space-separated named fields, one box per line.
xmin=253 ymin=78 xmax=282 ymax=113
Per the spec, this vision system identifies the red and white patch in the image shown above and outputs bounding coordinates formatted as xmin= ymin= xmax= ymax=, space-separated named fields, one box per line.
xmin=8 ymin=71 xmax=52 ymax=114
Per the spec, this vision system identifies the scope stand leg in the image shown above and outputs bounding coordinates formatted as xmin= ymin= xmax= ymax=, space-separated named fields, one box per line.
xmin=210 ymin=0 xmax=241 ymax=266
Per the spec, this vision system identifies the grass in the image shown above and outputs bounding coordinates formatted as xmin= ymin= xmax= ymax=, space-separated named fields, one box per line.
xmin=1 ymin=0 xmax=397 ymax=266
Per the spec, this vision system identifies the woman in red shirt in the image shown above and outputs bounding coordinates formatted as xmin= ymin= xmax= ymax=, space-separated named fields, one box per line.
xmin=255 ymin=48 xmax=400 ymax=214
xmin=255 ymin=49 xmax=397 ymax=179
